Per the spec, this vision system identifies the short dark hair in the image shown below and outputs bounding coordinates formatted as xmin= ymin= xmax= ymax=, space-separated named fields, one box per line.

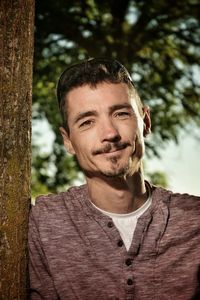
xmin=57 ymin=58 xmax=143 ymax=132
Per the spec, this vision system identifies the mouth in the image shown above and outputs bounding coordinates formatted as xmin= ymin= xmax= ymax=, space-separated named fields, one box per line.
xmin=103 ymin=148 xmax=125 ymax=155
xmin=93 ymin=142 xmax=129 ymax=156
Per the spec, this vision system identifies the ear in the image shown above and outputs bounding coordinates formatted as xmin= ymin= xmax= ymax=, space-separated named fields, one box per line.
xmin=142 ymin=106 xmax=151 ymax=137
xmin=59 ymin=127 xmax=75 ymax=155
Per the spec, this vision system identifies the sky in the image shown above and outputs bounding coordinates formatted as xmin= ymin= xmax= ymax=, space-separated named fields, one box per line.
xmin=33 ymin=120 xmax=200 ymax=196
xmin=145 ymin=130 xmax=200 ymax=196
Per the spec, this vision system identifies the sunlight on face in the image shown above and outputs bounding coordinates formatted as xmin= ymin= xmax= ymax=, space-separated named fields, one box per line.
xmin=61 ymin=82 xmax=148 ymax=179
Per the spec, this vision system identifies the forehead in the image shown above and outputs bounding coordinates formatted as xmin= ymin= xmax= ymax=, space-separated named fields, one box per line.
xmin=66 ymin=82 xmax=139 ymax=116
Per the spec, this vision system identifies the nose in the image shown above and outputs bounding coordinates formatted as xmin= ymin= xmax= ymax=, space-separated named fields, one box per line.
xmin=100 ymin=119 xmax=121 ymax=143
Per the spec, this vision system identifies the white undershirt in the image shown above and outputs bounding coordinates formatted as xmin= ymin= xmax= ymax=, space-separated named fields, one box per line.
xmin=92 ymin=186 xmax=152 ymax=251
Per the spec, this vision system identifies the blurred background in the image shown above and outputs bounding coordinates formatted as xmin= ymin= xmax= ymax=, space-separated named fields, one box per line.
xmin=32 ymin=0 xmax=200 ymax=197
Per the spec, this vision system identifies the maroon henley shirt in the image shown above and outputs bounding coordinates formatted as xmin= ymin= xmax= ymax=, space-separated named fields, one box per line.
xmin=28 ymin=184 xmax=200 ymax=299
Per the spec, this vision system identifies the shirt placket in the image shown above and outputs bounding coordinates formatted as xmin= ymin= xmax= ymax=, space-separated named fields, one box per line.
xmin=100 ymin=217 xmax=137 ymax=298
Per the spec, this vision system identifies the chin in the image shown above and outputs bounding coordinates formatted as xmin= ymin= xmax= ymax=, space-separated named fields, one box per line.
xmin=100 ymin=164 xmax=129 ymax=178
xmin=101 ymin=170 xmax=126 ymax=178
xmin=101 ymin=156 xmax=142 ymax=178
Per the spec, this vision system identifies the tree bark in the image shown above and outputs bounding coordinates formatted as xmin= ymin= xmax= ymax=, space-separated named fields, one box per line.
xmin=0 ymin=0 xmax=35 ymax=299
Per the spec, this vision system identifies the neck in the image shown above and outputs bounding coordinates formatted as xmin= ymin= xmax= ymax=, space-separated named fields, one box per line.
xmin=86 ymin=168 xmax=147 ymax=214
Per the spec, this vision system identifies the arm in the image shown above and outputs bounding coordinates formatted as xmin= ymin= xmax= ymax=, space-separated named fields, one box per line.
xmin=28 ymin=205 xmax=59 ymax=300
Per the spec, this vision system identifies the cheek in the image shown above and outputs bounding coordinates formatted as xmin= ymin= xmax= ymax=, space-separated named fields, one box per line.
xmin=71 ymin=129 xmax=97 ymax=153
xmin=131 ymin=119 xmax=143 ymax=147
xmin=123 ymin=123 xmax=138 ymax=144
xmin=125 ymin=122 xmax=144 ymax=157
xmin=134 ymin=132 xmax=145 ymax=159
xmin=71 ymin=139 xmax=92 ymax=160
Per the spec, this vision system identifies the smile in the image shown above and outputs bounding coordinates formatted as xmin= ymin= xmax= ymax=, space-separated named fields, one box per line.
xmin=101 ymin=148 xmax=125 ymax=156
xmin=92 ymin=142 xmax=130 ymax=156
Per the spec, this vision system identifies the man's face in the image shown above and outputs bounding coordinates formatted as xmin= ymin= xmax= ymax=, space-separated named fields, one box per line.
xmin=60 ymin=82 xmax=150 ymax=179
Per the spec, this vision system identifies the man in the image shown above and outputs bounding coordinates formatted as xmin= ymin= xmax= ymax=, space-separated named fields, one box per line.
xmin=28 ymin=58 xmax=200 ymax=299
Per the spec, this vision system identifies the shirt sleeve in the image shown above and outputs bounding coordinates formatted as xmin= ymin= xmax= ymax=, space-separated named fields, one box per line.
xmin=28 ymin=204 xmax=59 ymax=300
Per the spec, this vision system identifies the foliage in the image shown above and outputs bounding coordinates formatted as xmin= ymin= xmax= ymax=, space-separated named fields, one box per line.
xmin=32 ymin=0 xmax=200 ymax=194
xmin=146 ymin=171 xmax=168 ymax=188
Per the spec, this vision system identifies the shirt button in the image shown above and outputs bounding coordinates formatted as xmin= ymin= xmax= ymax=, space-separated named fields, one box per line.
xmin=125 ymin=258 xmax=132 ymax=266
xmin=117 ymin=240 xmax=123 ymax=247
xmin=127 ymin=278 xmax=133 ymax=285
xmin=107 ymin=221 xmax=113 ymax=228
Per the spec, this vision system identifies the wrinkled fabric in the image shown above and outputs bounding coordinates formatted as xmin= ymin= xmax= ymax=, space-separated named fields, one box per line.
xmin=28 ymin=184 xmax=200 ymax=300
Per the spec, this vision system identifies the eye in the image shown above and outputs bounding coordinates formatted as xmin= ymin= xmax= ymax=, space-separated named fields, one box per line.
xmin=79 ymin=119 xmax=94 ymax=129
xmin=115 ymin=111 xmax=131 ymax=119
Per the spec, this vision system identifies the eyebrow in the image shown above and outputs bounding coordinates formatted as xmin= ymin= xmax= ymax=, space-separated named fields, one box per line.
xmin=73 ymin=110 xmax=98 ymax=125
xmin=109 ymin=103 xmax=132 ymax=112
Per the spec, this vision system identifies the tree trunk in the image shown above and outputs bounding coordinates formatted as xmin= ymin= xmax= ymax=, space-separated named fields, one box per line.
xmin=0 ymin=0 xmax=35 ymax=299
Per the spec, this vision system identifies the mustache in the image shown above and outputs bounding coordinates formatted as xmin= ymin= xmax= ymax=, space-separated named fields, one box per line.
xmin=92 ymin=141 xmax=130 ymax=155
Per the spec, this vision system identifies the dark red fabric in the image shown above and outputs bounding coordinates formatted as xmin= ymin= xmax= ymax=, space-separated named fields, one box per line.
xmin=28 ymin=185 xmax=200 ymax=299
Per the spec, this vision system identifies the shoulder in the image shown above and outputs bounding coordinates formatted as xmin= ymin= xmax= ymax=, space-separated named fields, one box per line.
xmin=169 ymin=191 xmax=200 ymax=221
xmin=170 ymin=190 xmax=200 ymax=206
xmin=30 ymin=184 xmax=88 ymax=221
xmin=152 ymin=185 xmax=200 ymax=207
xmin=152 ymin=185 xmax=200 ymax=223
